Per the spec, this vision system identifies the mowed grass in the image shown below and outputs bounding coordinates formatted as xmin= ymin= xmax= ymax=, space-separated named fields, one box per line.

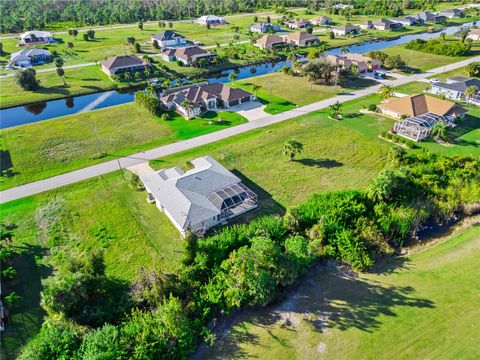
xmin=0 ymin=65 xmax=115 ymax=109
xmin=0 ymin=104 xmax=247 ymax=190
xmin=384 ymin=42 xmax=480 ymax=72
xmin=0 ymin=171 xmax=185 ymax=359
xmin=231 ymin=72 xmax=377 ymax=114
xmin=200 ymin=225 xmax=480 ymax=360
xmin=151 ymin=100 xmax=392 ymax=207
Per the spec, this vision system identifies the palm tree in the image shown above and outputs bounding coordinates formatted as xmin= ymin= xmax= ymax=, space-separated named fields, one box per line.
xmin=464 ymin=85 xmax=478 ymax=104
xmin=228 ymin=72 xmax=238 ymax=83
xmin=283 ymin=140 xmax=303 ymax=162
xmin=377 ymin=84 xmax=395 ymax=100
xmin=252 ymin=84 xmax=261 ymax=96
xmin=56 ymin=67 xmax=66 ymax=85
xmin=431 ymin=122 xmax=448 ymax=140
xmin=181 ymin=100 xmax=195 ymax=118
xmin=341 ymin=46 xmax=349 ymax=56
xmin=329 ymin=101 xmax=343 ymax=119
xmin=124 ymin=72 xmax=132 ymax=82
xmin=144 ymin=68 xmax=151 ymax=78
xmin=349 ymin=63 xmax=359 ymax=79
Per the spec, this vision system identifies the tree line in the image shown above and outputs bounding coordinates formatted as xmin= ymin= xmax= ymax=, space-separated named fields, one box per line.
xmin=16 ymin=148 xmax=480 ymax=359
xmin=0 ymin=0 xmax=308 ymax=33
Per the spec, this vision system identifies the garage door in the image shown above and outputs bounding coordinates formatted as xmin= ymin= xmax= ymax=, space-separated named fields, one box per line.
xmin=241 ymin=96 xmax=250 ymax=103
xmin=229 ymin=99 xmax=239 ymax=106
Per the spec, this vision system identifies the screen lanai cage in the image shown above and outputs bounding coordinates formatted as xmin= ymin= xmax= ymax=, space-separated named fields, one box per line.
xmin=393 ymin=113 xmax=454 ymax=142
xmin=207 ymin=182 xmax=258 ymax=219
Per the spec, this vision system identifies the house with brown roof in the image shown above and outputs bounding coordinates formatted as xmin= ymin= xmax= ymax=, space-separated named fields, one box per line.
xmin=100 ymin=55 xmax=147 ymax=77
xmin=284 ymin=32 xmax=319 ymax=47
xmin=384 ymin=94 xmax=468 ymax=141
xmin=379 ymin=94 xmax=467 ymax=120
xmin=255 ymin=34 xmax=285 ymax=50
xmin=160 ymin=46 xmax=216 ymax=66
xmin=160 ymin=82 xmax=255 ymax=119
xmin=311 ymin=16 xmax=333 ymax=26
xmin=331 ymin=24 xmax=360 ymax=36
xmin=326 ymin=53 xmax=381 ymax=72
xmin=285 ymin=18 xmax=311 ymax=29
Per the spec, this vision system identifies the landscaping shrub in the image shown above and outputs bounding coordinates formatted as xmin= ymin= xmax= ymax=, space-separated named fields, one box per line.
xmin=368 ymin=104 xmax=377 ymax=112
xmin=405 ymin=38 xmax=472 ymax=57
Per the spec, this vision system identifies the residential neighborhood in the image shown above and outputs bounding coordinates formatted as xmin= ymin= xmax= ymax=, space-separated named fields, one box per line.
xmin=1 ymin=2 xmax=480 ymax=360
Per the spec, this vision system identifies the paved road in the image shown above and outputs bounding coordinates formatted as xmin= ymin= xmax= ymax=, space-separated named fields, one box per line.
xmin=1 ymin=56 xmax=479 ymax=203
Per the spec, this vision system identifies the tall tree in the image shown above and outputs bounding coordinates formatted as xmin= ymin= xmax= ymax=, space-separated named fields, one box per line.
xmin=377 ymin=84 xmax=395 ymax=100
xmin=283 ymin=140 xmax=304 ymax=162
xmin=15 ymin=68 xmax=40 ymax=91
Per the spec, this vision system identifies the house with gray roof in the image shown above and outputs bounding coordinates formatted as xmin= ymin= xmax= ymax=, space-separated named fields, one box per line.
xmin=7 ymin=48 xmax=52 ymax=68
xmin=151 ymin=30 xmax=187 ymax=48
xmin=141 ymin=156 xmax=258 ymax=237
xmin=429 ymin=76 xmax=480 ymax=104
xmin=160 ymin=46 xmax=215 ymax=66
xmin=160 ymin=82 xmax=255 ymax=118
xmin=390 ymin=16 xmax=423 ymax=26
xmin=412 ymin=11 xmax=446 ymax=23
xmin=439 ymin=8 xmax=464 ymax=19
xmin=249 ymin=22 xmax=281 ymax=33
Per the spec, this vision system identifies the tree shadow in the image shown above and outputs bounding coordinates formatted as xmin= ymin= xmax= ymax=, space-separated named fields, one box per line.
xmin=295 ymin=158 xmax=343 ymax=168
xmin=0 ymin=150 xmax=17 ymax=178
xmin=203 ymin=261 xmax=435 ymax=358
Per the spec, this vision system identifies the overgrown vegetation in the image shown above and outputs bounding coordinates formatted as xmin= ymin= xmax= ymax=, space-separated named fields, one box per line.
xmin=405 ymin=38 xmax=472 ymax=57
xmin=17 ymin=150 xmax=480 ymax=359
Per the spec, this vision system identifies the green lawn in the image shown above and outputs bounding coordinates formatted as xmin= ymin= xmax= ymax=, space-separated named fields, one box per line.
xmin=0 ymin=104 xmax=247 ymax=190
xmin=0 ymin=65 xmax=116 ymax=109
xmin=384 ymin=42 xmax=480 ymax=73
xmin=200 ymin=224 xmax=480 ymax=360
xmin=231 ymin=72 xmax=377 ymax=114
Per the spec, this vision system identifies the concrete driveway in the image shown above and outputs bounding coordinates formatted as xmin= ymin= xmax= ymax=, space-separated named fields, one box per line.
xmin=227 ymin=101 xmax=268 ymax=121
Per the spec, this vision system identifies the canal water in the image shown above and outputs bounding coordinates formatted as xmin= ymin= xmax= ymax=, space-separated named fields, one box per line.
xmin=0 ymin=21 xmax=475 ymax=129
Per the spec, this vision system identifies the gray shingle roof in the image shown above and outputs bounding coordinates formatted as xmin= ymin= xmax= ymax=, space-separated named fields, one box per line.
xmin=141 ymin=156 xmax=242 ymax=230
xmin=433 ymin=77 xmax=480 ymax=93
xmin=152 ymin=30 xmax=184 ymax=41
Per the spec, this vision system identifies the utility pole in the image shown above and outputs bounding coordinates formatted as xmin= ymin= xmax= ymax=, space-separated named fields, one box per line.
xmin=226 ymin=22 xmax=228 ymax=42
xmin=269 ymin=81 xmax=272 ymax=110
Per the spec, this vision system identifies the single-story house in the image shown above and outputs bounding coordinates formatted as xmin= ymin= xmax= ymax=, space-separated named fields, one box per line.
xmin=311 ymin=16 xmax=333 ymax=26
xmin=383 ymin=94 xmax=468 ymax=141
xmin=372 ymin=18 xmax=403 ymax=31
xmin=161 ymin=46 xmax=216 ymax=66
xmin=141 ymin=156 xmax=258 ymax=237
xmin=255 ymin=34 xmax=285 ymax=49
xmin=160 ymin=82 xmax=255 ymax=118
xmin=429 ymin=76 xmax=480 ymax=104
xmin=285 ymin=19 xmax=311 ymax=29
xmin=151 ymin=30 xmax=187 ymax=48
xmin=249 ymin=22 xmax=281 ymax=33
xmin=7 ymin=48 xmax=52 ymax=68
xmin=360 ymin=21 xmax=373 ymax=30
xmin=413 ymin=11 xmax=446 ymax=24
xmin=19 ymin=30 xmax=55 ymax=45
xmin=100 ymin=55 xmax=147 ymax=77
xmin=284 ymin=31 xmax=318 ymax=46
xmin=379 ymin=94 xmax=467 ymax=120
xmin=331 ymin=24 xmax=360 ymax=36
xmin=390 ymin=16 xmax=421 ymax=26
xmin=197 ymin=15 xmax=225 ymax=26
xmin=439 ymin=8 xmax=464 ymax=18
xmin=466 ymin=28 xmax=480 ymax=41
xmin=326 ymin=53 xmax=381 ymax=72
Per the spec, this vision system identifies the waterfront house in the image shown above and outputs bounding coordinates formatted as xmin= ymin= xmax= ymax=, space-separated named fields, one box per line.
xmin=284 ymin=31 xmax=319 ymax=46
xmin=255 ymin=34 xmax=285 ymax=49
xmin=160 ymin=46 xmax=215 ymax=66
xmin=100 ymin=55 xmax=147 ymax=77
xmin=331 ymin=24 xmax=360 ymax=36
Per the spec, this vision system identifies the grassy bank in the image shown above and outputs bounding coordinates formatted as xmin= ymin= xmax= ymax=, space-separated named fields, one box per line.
xmin=0 ymin=104 xmax=247 ymax=190
xmin=200 ymin=224 xmax=480 ymax=359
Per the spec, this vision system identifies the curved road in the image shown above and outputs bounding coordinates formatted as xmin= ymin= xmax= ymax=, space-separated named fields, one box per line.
xmin=1 ymin=56 xmax=479 ymax=203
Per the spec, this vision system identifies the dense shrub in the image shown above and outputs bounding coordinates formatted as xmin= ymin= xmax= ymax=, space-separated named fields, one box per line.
xmin=405 ymin=39 xmax=472 ymax=57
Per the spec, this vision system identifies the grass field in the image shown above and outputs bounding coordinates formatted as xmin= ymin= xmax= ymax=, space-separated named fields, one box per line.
xmin=199 ymin=224 xmax=480 ymax=360
xmin=0 ymin=65 xmax=115 ymax=109
xmin=0 ymin=104 xmax=247 ymax=190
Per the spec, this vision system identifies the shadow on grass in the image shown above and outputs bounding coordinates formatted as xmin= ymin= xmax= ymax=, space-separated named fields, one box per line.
xmin=296 ymin=158 xmax=343 ymax=168
xmin=1 ymin=150 xmax=17 ymax=178
xmin=204 ymin=261 xmax=434 ymax=359
xmin=0 ymin=244 xmax=51 ymax=360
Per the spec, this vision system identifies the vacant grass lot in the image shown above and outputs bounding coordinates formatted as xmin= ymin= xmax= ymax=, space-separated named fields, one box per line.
xmin=200 ymin=225 xmax=480 ymax=360
xmin=384 ymin=42 xmax=480 ymax=73
xmin=0 ymin=65 xmax=115 ymax=109
xmin=0 ymin=104 xmax=247 ymax=190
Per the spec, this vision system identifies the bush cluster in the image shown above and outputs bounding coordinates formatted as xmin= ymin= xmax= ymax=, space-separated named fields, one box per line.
xmin=380 ymin=131 xmax=418 ymax=149
xmin=405 ymin=39 xmax=472 ymax=57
